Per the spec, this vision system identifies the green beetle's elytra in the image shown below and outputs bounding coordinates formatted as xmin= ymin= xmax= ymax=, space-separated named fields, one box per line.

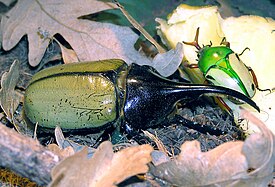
xmin=24 ymin=59 xmax=260 ymax=133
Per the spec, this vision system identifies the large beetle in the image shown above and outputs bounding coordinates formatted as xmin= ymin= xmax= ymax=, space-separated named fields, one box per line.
xmin=24 ymin=59 xmax=260 ymax=135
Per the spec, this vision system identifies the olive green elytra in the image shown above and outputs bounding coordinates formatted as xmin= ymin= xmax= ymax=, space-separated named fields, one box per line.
xmin=24 ymin=59 xmax=126 ymax=130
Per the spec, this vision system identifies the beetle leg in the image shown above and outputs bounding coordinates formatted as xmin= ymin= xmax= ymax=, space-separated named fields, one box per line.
xmin=220 ymin=37 xmax=230 ymax=48
xmin=92 ymin=120 xmax=127 ymax=147
xmin=182 ymin=27 xmax=202 ymax=50
xmin=239 ymin=47 xmax=250 ymax=56
xmin=215 ymin=97 xmax=234 ymax=116
xmin=91 ymin=125 xmax=117 ymax=147
xmin=171 ymin=115 xmax=225 ymax=136
xmin=247 ymin=67 xmax=272 ymax=93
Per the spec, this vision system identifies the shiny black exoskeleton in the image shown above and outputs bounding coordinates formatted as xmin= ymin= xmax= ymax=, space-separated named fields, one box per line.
xmin=122 ymin=63 xmax=259 ymax=133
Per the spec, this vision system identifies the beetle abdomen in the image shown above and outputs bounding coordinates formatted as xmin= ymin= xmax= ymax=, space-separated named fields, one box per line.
xmin=24 ymin=74 xmax=117 ymax=130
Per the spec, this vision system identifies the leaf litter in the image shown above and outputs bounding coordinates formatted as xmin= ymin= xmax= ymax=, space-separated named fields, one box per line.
xmin=0 ymin=60 xmax=21 ymax=122
xmin=48 ymin=141 xmax=153 ymax=187
xmin=1 ymin=0 xmax=150 ymax=66
xmin=1 ymin=0 xmax=184 ymax=77
xmin=150 ymin=108 xmax=275 ymax=186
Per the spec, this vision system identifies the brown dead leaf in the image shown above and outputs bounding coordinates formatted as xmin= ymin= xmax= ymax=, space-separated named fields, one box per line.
xmin=151 ymin=140 xmax=246 ymax=186
xmin=47 ymin=144 xmax=75 ymax=160
xmin=151 ymin=111 xmax=275 ymax=186
xmin=1 ymin=0 xmax=150 ymax=66
xmin=0 ymin=60 xmax=20 ymax=121
xmin=151 ymin=42 xmax=183 ymax=77
xmin=54 ymin=126 xmax=96 ymax=158
xmin=49 ymin=141 xmax=153 ymax=187
xmin=237 ymin=109 xmax=275 ymax=186
xmin=54 ymin=39 xmax=79 ymax=64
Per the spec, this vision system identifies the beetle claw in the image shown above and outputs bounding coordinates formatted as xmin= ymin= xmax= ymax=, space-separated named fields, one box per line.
xmin=239 ymin=47 xmax=250 ymax=56
xmin=220 ymin=37 xmax=230 ymax=47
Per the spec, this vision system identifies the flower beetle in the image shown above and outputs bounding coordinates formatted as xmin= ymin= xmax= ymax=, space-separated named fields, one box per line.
xmin=23 ymin=59 xmax=260 ymax=138
xmin=182 ymin=28 xmax=269 ymax=108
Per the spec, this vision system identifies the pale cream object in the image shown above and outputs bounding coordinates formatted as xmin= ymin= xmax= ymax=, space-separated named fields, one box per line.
xmin=157 ymin=5 xmax=224 ymax=68
xmin=157 ymin=4 xmax=275 ymax=134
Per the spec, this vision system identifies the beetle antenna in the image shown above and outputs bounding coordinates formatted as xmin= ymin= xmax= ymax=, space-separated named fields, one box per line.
xmin=182 ymin=27 xmax=202 ymax=50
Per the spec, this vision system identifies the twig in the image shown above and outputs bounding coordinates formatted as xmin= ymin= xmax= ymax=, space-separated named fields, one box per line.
xmin=0 ymin=123 xmax=60 ymax=186
xmin=113 ymin=0 xmax=166 ymax=54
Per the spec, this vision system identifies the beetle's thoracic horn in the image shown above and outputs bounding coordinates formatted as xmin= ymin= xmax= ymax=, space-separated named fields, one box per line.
xmin=123 ymin=64 xmax=260 ymax=129
xmin=175 ymin=84 xmax=260 ymax=112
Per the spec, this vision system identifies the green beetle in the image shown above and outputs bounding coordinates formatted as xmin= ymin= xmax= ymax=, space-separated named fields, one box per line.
xmin=182 ymin=28 xmax=263 ymax=102
xmin=24 ymin=59 xmax=260 ymax=135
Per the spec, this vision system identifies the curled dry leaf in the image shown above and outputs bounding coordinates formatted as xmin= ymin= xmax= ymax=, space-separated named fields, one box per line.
xmin=150 ymin=111 xmax=274 ymax=186
xmin=0 ymin=60 xmax=20 ymax=120
xmin=49 ymin=141 xmax=153 ymax=187
xmin=237 ymin=109 xmax=275 ymax=185
xmin=54 ymin=39 xmax=79 ymax=64
xmin=151 ymin=42 xmax=184 ymax=77
xmin=151 ymin=140 xmax=245 ymax=186
xmin=54 ymin=126 xmax=96 ymax=158
xmin=1 ymin=0 xmax=150 ymax=66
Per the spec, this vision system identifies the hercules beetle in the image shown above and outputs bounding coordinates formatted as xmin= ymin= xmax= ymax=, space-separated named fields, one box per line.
xmin=23 ymin=59 xmax=260 ymax=140
xmin=182 ymin=28 xmax=270 ymax=110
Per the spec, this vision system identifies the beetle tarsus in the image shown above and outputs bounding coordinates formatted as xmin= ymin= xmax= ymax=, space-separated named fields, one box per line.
xmin=247 ymin=66 xmax=272 ymax=93
xmin=239 ymin=47 xmax=250 ymax=56
xmin=257 ymin=87 xmax=273 ymax=93
xmin=220 ymin=37 xmax=230 ymax=48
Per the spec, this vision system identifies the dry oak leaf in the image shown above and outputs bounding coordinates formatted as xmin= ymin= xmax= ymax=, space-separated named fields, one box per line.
xmin=151 ymin=116 xmax=274 ymax=187
xmin=0 ymin=60 xmax=20 ymax=120
xmin=49 ymin=141 xmax=153 ymax=187
xmin=151 ymin=140 xmax=246 ymax=186
xmin=54 ymin=126 xmax=96 ymax=158
xmin=1 ymin=0 xmax=150 ymax=66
